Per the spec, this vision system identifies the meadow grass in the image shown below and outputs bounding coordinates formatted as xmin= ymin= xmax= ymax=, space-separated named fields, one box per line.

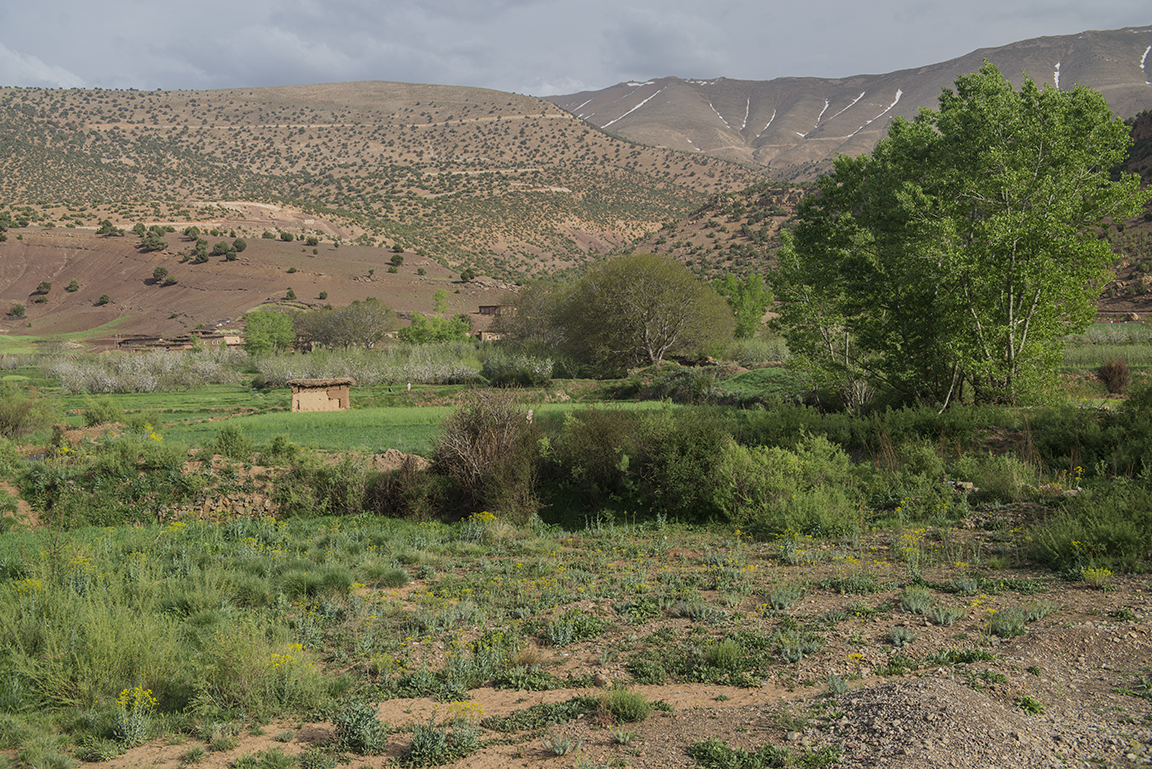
xmin=144 ymin=397 xmax=665 ymax=453
xmin=1060 ymin=323 xmax=1152 ymax=369
xmin=1060 ymin=342 xmax=1152 ymax=369
xmin=165 ymin=406 xmax=453 ymax=453
xmin=718 ymin=366 xmax=811 ymax=400
xmin=0 ymin=316 xmax=137 ymax=354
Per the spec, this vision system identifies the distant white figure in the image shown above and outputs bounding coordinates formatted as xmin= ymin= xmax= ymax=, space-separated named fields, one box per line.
xmin=526 ymin=409 xmax=534 ymax=424
xmin=406 ymin=381 xmax=411 ymax=392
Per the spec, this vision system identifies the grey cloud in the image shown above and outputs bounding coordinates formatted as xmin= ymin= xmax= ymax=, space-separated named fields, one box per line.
xmin=0 ymin=43 xmax=85 ymax=88
xmin=0 ymin=0 xmax=1149 ymax=95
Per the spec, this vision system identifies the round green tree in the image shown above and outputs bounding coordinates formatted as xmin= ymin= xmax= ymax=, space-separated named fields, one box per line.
xmin=557 ymin=252 xmax=734 ymax=368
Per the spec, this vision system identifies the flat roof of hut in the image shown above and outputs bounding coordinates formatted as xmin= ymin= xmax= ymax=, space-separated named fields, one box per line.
xmin=287 ymin=378 xmax=355 ymax=412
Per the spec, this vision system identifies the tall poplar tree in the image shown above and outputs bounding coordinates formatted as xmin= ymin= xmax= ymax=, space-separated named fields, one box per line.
xmin=775 ymin=63 xmax=1149 ymax=407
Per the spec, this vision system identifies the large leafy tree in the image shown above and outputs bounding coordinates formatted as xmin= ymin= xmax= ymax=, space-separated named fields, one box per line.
xmin=775 ymin=63 xmax=1149 ymax=407
xmin=398 ymin=312 xmax=472 ymax=344
xmin=557 ymin=252 xmax=734 ymax=368
xmin=712 ymin=273 xmax=773 ymax=339
xmin=244 ymin=311 xmax=295 ymax=356
xmin=294 ymin=299 xmax=399 ymax=349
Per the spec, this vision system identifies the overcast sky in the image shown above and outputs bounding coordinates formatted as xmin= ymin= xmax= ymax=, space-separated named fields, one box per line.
xmin=1 ymin=1 xmax=1148 ymax=96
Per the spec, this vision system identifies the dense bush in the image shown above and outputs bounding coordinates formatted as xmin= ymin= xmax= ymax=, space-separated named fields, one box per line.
xmin=713 ymin=434 xmax=862 ymax=537
xmin=0 ymin=383 xmax=61 ymax=439
xmin=544 ymin=405 xmax=733 ymax=521
xmin=544 ymin=407 xmax=644 ymax=511
xmin=480 ymin=350 xmax=552 ymax=387
xmin=275 ymin=452 xmax=378 ymax=519
xmin=1097 ymin=358 xmax=1131 ymax=394
xmin=1029 ymin=478 xmax=1152 ymax=572
xmin=209 ymin=424 xmax=255 ymax=461
xmin=82 ymin=396 xmax=123 ymax=427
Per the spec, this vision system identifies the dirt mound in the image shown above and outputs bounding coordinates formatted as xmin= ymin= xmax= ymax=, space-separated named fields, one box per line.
xmin=822 ymin=679 xmax=1056 ymax=768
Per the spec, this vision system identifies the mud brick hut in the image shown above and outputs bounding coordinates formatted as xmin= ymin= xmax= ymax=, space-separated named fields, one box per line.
xmin=287 ymin=378 xmax=355 ymax=412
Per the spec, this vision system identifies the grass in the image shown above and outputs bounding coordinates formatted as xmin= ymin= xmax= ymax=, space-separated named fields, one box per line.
xmin=164 ymin=405 xmax=453 ymax=454
xmin=0 ymin=480 xmax=1131 ymax=764
xmin=1060 ymin=322 xmax=1152 ymax=370
xmin=1 ymin=354 xmax=1151 ymax=763
xmin=718 ymin=366 xmax=811 ymax=400
xmin=0 ymin=317 xmax=137 ymax=355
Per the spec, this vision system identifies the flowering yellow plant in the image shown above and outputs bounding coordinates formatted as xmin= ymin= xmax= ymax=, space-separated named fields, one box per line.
xmin=447 ymin=701 xmax=484 ymax=724
xmin=116 ymin=686 xmax=157 ymax=714
xmin=1081 ymin=567 xmax=1113 ymax=590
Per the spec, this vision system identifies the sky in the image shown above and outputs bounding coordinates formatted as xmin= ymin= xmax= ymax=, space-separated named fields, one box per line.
xmin=0 ymin=1 xmax=1148 ymax=97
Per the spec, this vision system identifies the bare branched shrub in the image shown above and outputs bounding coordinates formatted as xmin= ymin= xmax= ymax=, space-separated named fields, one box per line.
xmin=433 ymin=390 xmax=538 ymax=522
xmin=1097 ymin=357 xmax=1131 ymax=395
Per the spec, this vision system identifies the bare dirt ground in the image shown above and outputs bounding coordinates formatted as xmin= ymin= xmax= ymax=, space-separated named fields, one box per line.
xmin=90 ymin=550 xmax=1150 ymax=769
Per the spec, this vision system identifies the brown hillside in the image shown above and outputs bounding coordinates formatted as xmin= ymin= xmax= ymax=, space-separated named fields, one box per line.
xmin=0 ymin=226 xmax=512 ymax=342
xmin=0 ymin=81 xmax=765 ymax=283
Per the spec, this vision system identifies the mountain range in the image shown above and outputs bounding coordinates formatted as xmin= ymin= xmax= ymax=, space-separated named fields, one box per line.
xmin=1 ymin=25 xmax=1151 ymax=341
xmin=547 ymin=25 xmax=1152 ymax=179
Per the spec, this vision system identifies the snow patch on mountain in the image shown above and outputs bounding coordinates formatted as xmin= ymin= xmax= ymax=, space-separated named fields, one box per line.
xmin=1054 ymin=62 xmax=1061 ymax=89
xmin=830 ymin=92 xmax=867 ymax=121
xmin=741 ymin=98 xmax=749 ymax=131
xmin=604 ymin=88 xmax=665 ymax=128
xmin=709 ymin=102 xmax=733 ymax=131
xmin=800 ymin=99 xmax=830 ymax=138
xmin=755 ymin=110 xmax=776 ymax=139
xmin=585 ymin=83 xmax=648 ymax=122
xmin=847 ymin=89 xmax=903 ymax=138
